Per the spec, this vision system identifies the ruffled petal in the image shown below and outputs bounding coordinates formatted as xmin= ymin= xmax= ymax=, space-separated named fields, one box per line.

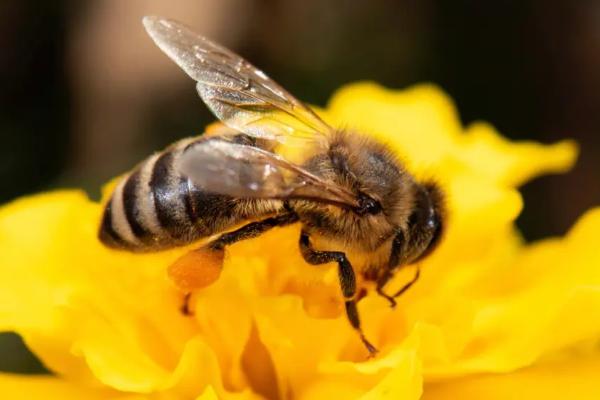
xmin=0 ymin=373 xmax=115 ymax=399
xmin=326 ymin=82 xmax=462 ymax=170
xmin=421 ymin=208 xmax=600 ymax=378
xmin=457 ymin=122 xmax=578 ymax=186
xmin=324 ymin=82 xmax=577 ymax=189
xmin=423 ymin=349 xmax=600 ymax=400
xmin=0 ymin=192 xmax=207 ymax=392
xmin=0 ymin=82 xmax=595 ymax=400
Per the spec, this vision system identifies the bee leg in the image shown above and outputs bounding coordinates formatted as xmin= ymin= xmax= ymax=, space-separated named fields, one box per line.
xmin=376 ymin=272 xmax=397 ymax=309
xmin=392 ymin=265 xmax=421 ymax=298
xmin=299 ymin=231 xmax=378 ymax=356
xmin=376 ymin=265 xmax=421 ymax=307
xmin=169 ymin=246 xmax=225 ymax=316
xmin=209 ymin=212 xmax=299 ymax=250
xmin=181 ymin=292 xmax=193 ymax=316
xmin=376 ymin=230 xmax=421 ymax=307
xmin=170 ymin=212 xmax=299 ymax=316
xmin=376 ymin=231 xmax=405 ymax=308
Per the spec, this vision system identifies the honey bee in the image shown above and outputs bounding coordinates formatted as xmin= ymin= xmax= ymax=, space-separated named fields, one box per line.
xmin=99 ymin=16 xmax=445 ymax=354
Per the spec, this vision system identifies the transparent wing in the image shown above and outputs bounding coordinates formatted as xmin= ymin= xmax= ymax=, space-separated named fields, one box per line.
xmin=143 ymin=16 xmax=332 ymax=144
xmin=179 ymin=139 xmax=359 ymax=208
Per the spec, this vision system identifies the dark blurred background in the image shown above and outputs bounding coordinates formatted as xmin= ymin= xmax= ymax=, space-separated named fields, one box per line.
xmin=1 ymin=0 xmax=599 ymax=373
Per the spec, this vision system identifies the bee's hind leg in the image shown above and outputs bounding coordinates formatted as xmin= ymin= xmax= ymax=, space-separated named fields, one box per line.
xmin=168 ymin=246 xmax=226 ymax=316
xmin=169 ymin=212 xmax=299 ymax=316
xmin=209 ymin=212 xmax=298 ymax=251
xmin=180 ymin=292 xmax=193 ymax=316
xmin=299 ymin=230 xmax=378 ymax=356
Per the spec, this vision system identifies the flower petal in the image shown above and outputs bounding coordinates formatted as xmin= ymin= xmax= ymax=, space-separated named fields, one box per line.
xmin=421 ymin=208 xmax=600 ymax=378
xmin=326 ymin=82 xmax=461 ymax=169
xmin=423 ymin=350 xmax=600 ymax=400
xmin=0 ymin=82 xmax=594 ymax=400
xmin=0 ymin=373 xmax=115 ymax=399
xmin=0 ymin=191 xmax=205 ymax=392
xmin=324 ymin=82 xmax=577 ymax=189
xmin=457 ymin=122 xmax=578 ymax=186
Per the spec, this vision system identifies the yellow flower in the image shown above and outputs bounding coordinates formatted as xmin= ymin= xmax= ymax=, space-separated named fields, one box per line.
xmin=1 ymin=82 xmax=599 ymax=399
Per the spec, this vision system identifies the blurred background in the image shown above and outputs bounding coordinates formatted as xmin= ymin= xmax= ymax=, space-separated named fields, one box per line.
xmin=1 ymin=0 xmax=599 ymax=374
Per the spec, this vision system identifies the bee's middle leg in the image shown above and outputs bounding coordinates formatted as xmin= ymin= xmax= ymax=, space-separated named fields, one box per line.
xmin=299 ymin=230 xmax=378 ymax=355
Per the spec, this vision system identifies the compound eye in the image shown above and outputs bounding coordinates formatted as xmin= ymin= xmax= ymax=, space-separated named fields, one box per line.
xmin=405 ymin=206 xmax=444 ymax=265
xmin=420 ymin=214 xmax=443 ymax=259
xmin=426 ymin=208 xmax=438 ymax=230
xmin=357 ymin=194 xmax=382 ymax=215
xmin=366 ymin=198 xmax=382 ymax=214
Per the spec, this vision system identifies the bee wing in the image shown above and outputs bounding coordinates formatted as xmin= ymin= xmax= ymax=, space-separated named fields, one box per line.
xmin=179 ymin=139 xmax=359 ymax=208
xmin=143 ymin=16 xmax=332 ymax=144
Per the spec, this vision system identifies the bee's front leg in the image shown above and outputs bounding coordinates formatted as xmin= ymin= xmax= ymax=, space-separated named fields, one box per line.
xmin=376 ymin=271 xmax=397 ymax=309
xmin=170 ymin=212 xmax=299 ymax=315
xmin=299 ymin=230 xmax=378 ymax=356
xmin=376 ymin=231 xmax=421 ymax=308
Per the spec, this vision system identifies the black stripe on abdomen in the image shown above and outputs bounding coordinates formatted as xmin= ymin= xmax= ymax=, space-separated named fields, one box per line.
xmin=122 ymin=169 xmax=154 ymax=245
xmin=98 ymin=199 xmax=129 ymax=249
xmin=150 ymin=151 xmax=191 ymax=242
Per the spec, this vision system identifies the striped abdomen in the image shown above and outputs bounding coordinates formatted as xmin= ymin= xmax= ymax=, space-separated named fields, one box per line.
xmin=99 ymin=135 xmax=282 ymax=251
